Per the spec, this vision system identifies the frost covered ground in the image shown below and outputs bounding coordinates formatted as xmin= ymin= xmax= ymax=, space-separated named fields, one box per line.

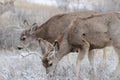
xmin=0 ymin=0 xmax=120 ymax=80
xmin=0 ymin=47 xmax=119 ymax=80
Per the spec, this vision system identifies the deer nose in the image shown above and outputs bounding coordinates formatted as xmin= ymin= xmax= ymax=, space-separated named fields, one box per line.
xmin=17 ymin=46 xmax=23 ymax=50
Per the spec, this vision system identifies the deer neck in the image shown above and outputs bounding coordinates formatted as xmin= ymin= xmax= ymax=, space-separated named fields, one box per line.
xmin=32 ymin=27 xmax=48 ymax=40
xmin=55 ymin=41 xmax=72 ymax=61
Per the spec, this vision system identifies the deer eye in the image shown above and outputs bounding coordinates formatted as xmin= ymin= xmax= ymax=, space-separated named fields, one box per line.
xmin=49 ymin=63 xmax=53 ymax=67
xmin=21 ymin=36 xmax=26 ymax=41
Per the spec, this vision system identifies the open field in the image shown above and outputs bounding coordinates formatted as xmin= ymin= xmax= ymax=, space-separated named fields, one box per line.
xmin=0 ymin=0 xmax=120 ymax=80
xmin=0 ymin=47 xmax=119 ymax=80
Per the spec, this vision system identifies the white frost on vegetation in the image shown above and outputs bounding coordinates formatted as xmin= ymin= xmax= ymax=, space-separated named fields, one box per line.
xmin=0 ymin=47 xmax=119 ymax=80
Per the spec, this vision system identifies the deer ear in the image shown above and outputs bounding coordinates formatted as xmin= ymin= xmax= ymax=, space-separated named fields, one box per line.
xmin=53 ymin=40 xmax=59 ymax=51
xmin=37 ymin=38 xmax=46 ymax=55
xmin=23 ymin=19 xmax=29 ymax=29
xmin=29 ymin=23 xmax=38 ymax=34
xmin=30 ymin=23 xmax=38 ymax=33
xmin=37 ymin=38 xmax=53 ymax=56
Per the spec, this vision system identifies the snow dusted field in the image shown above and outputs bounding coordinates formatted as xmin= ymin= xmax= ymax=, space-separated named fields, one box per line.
xmin=0 ymin=47 xmax=119 ymax=80
xmin=0 ymin=0 xmax=120 ymax=80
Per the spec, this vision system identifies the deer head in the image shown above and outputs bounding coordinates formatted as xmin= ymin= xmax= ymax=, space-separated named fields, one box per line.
xmin=17 ymin=21 xmax=39 ymax=50
xmin=41 ymin=40 xmax=60 ymax=74
xmin=18 ymin=34 xmax=56 ymax=74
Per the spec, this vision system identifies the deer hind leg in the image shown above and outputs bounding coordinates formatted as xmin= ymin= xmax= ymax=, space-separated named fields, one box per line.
xmin=75 ymin=40 xmax=90 ymax=78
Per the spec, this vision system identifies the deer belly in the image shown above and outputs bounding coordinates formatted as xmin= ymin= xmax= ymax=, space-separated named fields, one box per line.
xmin=87 ymin=32 xmax=111 ymax=49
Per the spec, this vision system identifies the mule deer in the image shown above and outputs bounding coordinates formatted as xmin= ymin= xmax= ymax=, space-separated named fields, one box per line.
xmin=18 ymin=11 xmax=100 ymax=64
xmin=18 ymin=11 xmax=107 ymax=76
xmin=18 ymin=11 xmax=98 ymax=48
xmin=41 ymin=12 xmax=120 ymax=78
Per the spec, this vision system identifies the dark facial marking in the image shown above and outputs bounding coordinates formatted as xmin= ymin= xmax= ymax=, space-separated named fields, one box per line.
xmin=42 ymin=58 xmax=49 ymax=68
xmin=20 ymin=36 xmax=26 ymax=41
xmin=82 ymin=33 xmax=86 ymax=36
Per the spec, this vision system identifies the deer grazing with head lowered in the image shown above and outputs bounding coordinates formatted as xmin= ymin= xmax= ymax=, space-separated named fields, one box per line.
xmin=41 ymin=12 xmax=120 ymax=79
xmin=18 ymin=11 xmax=98 ymax=50
xmin=18 ymin=11 xmax=102 ymax=71
xmin=18 ymin=11 xmax=109 ymax=78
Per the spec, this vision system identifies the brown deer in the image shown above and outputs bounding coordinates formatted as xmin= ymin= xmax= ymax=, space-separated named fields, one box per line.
xmin=41 ymin=12 xmax=120 ymax=78
xmin=18 ymin=11 xmax=107 ymax=77
xmin=18 ymin=10 xmax=98 ymax=50
xmin=18 ymin=11 xmax=101 ymax=69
